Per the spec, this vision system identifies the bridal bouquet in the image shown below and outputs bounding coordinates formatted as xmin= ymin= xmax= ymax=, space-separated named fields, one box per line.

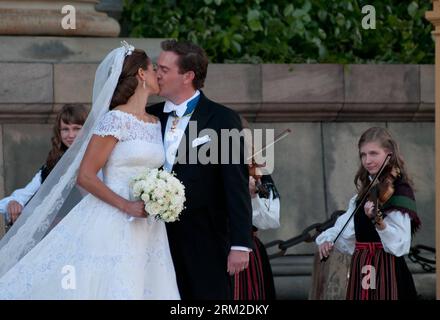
xmin=130 ymin=168 xmax=186 ymax=222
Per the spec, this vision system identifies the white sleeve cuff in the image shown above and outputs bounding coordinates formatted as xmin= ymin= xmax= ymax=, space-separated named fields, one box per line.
xmin=231 ymin=246 xmax=252 ymax=252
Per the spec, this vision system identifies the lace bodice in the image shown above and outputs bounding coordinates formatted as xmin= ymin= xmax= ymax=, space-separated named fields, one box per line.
xmin=93 ymin=110 xmax=162 ymax=142
xmin=92 ymin=110 xmax=165 ymax=190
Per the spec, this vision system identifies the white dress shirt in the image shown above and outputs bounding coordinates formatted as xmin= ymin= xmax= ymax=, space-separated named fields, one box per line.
xmin=163 ymin=91 xmax=250 ymax=253
xmin=163 ymin=90 xmax=200 ymax=173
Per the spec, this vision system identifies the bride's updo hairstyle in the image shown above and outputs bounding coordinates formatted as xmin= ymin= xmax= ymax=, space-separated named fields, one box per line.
xmin=110 ymin=49 xmax=150 ymax=110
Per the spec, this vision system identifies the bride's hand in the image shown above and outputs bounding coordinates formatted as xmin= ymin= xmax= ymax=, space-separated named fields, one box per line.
xmin=123 ymin=200 xmax=148 ymax=218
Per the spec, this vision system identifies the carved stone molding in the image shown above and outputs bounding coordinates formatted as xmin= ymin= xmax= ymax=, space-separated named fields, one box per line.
xmin=0 ymin=0 xmax=120 ymax=36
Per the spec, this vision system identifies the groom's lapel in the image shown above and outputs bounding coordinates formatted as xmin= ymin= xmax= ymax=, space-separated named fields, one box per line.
xmin=157 ymin=104 xmax=168 ymax=138
xmin=184 ymin=91 xmax=212 ymax=137
xmin=175 ymin=92 xmax=213 ymax=170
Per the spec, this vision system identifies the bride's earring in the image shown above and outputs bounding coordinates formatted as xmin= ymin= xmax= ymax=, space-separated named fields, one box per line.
xmin=143 ymin=81 xmax=146 ymax=89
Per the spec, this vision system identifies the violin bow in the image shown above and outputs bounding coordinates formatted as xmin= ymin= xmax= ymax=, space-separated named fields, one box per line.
xmin=320 ymin=153 xmax=392 ymax=262
xmin=246 ymin=128 xmax=292 ymax=163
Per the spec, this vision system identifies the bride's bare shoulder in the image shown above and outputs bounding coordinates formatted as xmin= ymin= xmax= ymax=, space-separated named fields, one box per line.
xmin=148 ymin=114 xmax=160 ymax=123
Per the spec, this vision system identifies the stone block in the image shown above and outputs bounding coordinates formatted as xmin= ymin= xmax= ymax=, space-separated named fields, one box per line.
xmin=262 ymin=64 xmax=343 ymax=103
xmin=338 ymin=104 xmax=419 ymax=121
xmin=273 ymin=275 xmax=311 ymax=300
xmin=2 ymin=124 xmax=52 ymax=195
xmin=0 ymin=103 xmax=52 ymax=124
xmin=345 ymin=64 xmax=419 ymax=103
xmin=204 ymin=64 xmax=261 ymax=103
xmin=420 ymin=64 xmax=434 ymax=103
xmin=0 ymin=103 xmax=52 ymax=114
xmin=257 ymin=103 xmax=342 ymax=122
xmin=54 ymin=64 xmax=97 ymax=103
xmin=0 ymin=63 xmax=52 ymax=103
xmin=0 ymin=0 xmax=120 ymax=37
xmin=0 ymin=36 xmax=166 ymax=63
xmin=413 ymin=103 xmax=435 ymax=121
xmin=252 ymin=122 xmax=325 ymax=254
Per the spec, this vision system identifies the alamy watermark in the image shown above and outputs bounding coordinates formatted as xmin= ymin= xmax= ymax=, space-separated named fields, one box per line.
xmin=61 ymin=5 xmax=76 ymax=30
xmin=164 ymin=122 xmax=276 ymax=174
xmin=362 ymin=5 xmax=376 ymax=30
xmin=60 ymin=4 xmax=376 ymax=31
xmin=61 ymin=265 xmax=76 ymax=290
xmin=361 ymin=265 xmax=376 ymax=290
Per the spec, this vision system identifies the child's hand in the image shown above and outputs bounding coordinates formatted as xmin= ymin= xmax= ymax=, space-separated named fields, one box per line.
xmin=318 ymin=241 xmax=334 ymax=260
xmin=364 ymin=200 xmax=375 ymax=219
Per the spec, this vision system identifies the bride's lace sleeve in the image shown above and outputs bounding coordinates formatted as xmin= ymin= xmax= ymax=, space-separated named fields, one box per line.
xmin=92 ymin=111 xmax=123 ymax=140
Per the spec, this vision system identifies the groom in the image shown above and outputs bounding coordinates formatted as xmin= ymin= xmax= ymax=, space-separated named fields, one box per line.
xmin=148 ymin=40 xmax=253 ymax=300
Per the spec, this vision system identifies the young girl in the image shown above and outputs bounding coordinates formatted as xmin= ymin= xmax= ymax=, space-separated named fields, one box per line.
xmin=316 ymin=127 xmax=420 ymax=300
xmin=0 ymin=104 xmax=88 ymax=225
xmin=233 ymin=174 xmax=280 ymax=300
xmin=233 ymin=117 xmax=280 ymax=300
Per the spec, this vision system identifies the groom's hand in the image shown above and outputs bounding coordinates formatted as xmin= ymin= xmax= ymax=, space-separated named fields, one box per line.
xmin=227 ymin=250 xmax=249 ymax=275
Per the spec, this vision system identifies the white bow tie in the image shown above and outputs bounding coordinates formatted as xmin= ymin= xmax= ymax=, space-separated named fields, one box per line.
xmin=164 ymin=100 xmax=187 ymax=117
xmin=163 ymin=91 xmax=201 ymax=117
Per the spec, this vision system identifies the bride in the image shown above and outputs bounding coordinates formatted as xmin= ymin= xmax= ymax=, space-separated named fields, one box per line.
xmin=0 ymin=43 xmax=180 ymax=299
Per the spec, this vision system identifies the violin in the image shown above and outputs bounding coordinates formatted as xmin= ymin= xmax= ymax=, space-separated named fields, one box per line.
xmin=321 ymin=153 xmax=395 ymax=262
xmin=248 ymin=158 xmax=269 ymax=198
xmin=247 ymin=129 xmax=292 ymax=198
xmin=367 ymin=164 xmax=400 ymax=219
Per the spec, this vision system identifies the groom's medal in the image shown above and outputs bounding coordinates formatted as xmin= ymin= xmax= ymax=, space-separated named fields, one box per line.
xmin=170 ymin=113 xmax=179 ymax=133
xmin=166 ymin=116 xmax=180 ymax=141
xmin=168 ymin=95 xmax=199 ymax=133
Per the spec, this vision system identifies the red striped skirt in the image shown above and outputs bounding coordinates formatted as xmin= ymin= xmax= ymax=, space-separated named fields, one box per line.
xmin=232 ymin=235 xmax=275 ymax=300
xmin=346 ymin=242 xmax=398 ymax=300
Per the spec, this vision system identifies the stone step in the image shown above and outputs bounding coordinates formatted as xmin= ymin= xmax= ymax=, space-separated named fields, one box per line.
xmin=270 ymin=254 xmax=436 ymax=300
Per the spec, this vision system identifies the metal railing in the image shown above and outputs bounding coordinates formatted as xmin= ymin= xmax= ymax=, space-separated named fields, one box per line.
xmin=408 ymin=244 xmax=436 ymax=272
xmin=265 ymin=210 xmax=346 ymax=259
xmin=265 ymin=210 xmax=436 ymax=273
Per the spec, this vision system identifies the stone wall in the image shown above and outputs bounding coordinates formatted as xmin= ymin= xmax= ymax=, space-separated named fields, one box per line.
xmin=0 ymin=0 xmax=120 ymax=37
xmin=0 ymin=37 xmax=435 ymax=256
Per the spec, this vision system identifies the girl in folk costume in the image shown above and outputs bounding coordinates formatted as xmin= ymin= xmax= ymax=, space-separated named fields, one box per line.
xmin=233 ymin=174 xmax=280 ymax=300
xmin=316 ymin=127 xmax=420 ymax=300
xmin=233 ymin=117 xmax=280 ymax=300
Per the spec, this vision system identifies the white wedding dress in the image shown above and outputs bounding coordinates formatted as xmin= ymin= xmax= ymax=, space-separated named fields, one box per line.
xmin=0 ymin=110 xmax=180 ymax=300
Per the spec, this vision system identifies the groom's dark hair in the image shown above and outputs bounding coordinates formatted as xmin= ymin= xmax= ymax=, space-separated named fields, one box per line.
xmin=161 ymin=40 xmax=208 ymax=90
